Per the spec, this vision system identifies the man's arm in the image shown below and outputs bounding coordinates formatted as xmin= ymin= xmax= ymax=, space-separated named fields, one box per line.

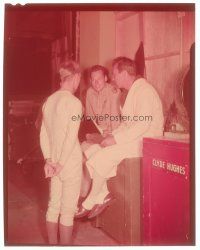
xmin=58 ymin=101 xmax=82 ymax=167
xmin=113 ymin=88 xmax=154 ymax=144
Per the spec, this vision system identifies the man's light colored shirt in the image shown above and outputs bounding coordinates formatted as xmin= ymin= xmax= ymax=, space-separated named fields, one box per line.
xmin=86 ymin=83 xmax=121 ymax=131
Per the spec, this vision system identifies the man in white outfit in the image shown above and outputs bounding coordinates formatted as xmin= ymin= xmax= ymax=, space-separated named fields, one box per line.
xmin=75 ymin=56 xmax=164 ymax=219
xmin=40 ymin=60 xmax=82 ymax=245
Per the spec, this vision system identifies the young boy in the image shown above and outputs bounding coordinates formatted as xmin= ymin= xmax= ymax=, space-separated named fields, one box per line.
xmin=40 ymin=60 xmax=82 ymax=245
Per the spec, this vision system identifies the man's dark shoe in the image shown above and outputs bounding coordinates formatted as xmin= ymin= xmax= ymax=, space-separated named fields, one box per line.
xmin=75 ymin=205 xmax=91 ymax=219
xmin=88 ymin=193 xmax=115 ymax=219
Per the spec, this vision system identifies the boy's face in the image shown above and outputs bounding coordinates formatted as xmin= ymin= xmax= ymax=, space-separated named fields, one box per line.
xmin=91 ymin=70 xmax=106 ymax=92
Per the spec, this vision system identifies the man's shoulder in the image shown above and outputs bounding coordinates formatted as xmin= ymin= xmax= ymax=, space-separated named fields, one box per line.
xmin=134 ymin=78 xmax=156 ymax=93
xmin=133 ymin=78 xmax=162 ymax=103
xmin=86 ymin=86 xmax=94 ymax=95
xmin=135 ymin=77 xmax=149 ymax=86
xmin=86 ymin=87 xmax=97 ymax=101
xmin=106 ymin=83 xmax=120 ymax=94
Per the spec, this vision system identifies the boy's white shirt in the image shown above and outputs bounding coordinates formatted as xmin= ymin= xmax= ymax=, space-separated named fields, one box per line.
xmin=40 ymin=90 xmax=82 ymax=167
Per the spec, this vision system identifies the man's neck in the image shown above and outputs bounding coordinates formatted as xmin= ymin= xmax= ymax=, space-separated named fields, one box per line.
xmin=93 ymin=83 xmax=107 ymax=94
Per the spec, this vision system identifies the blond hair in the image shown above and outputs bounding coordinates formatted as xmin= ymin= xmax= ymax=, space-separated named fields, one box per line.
xmin=59 ymin=60 xmax=80 ymax=82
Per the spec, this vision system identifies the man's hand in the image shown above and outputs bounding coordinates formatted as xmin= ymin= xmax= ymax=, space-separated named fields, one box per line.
xmin=102 ymin=129 xmax=112 ymax=138
xmin=100 ymin=135 xmax=116 ymax=147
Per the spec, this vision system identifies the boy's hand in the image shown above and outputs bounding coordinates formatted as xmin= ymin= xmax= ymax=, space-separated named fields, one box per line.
xmin=44 ymin=161 xmax=63 ymax=178
xmin=53 ymin=163 xmax=63 ymax=176
xmin=44 ymin=162 xmax=55 ymax=178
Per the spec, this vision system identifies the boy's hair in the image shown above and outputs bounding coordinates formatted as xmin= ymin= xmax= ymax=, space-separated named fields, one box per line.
xmin=112 ymin=57 xmax=136 ymax=76
xmin=59 ymin=60 xmax=80 ymax=82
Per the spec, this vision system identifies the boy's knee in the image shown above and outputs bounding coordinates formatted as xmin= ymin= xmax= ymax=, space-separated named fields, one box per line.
xmin=60 ymin=215 xmax=74 ymax=226
xmin=60 ymin=209 xmax=75 ymax=226
xmin=46 ymin=208 xmax=60 ymax=223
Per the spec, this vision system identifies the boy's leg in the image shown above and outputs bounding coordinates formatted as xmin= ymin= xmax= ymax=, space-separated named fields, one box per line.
xmin=46 ymin=221 xmax=58 ymax=245
xmin=46 ymin=176 xmax=62 ymax=244
xmin=59 ymin=171 xmax=82 ymax=245
xmin=59 ymin=224 xmax=73 ymax=245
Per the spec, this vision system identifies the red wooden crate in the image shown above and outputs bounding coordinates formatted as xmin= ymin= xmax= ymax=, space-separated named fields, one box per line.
xmin=142 ymin=137 xmax=191 ymax=245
